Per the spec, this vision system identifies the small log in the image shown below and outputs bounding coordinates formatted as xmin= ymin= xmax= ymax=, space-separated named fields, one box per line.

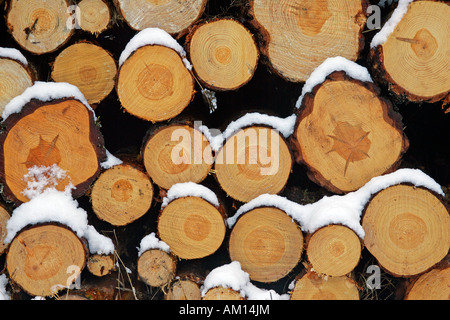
xmin=0 ymin=205 xmax=10 ymax=255
xmin=6 ymin=223 xmax=88 ymax=297
xmin=6 ymin=0 xmax=74 ymax=54
xmin=87 ymin=254 xmax=116 ymax=277
xmin=137 ymin=249 xmax=177 ymax=288
xmin=186 ymin=18 xmax=259 ymax=91
xmin=214 ymin=125 xmax=293 ymax=203
xmin=290 ymin=271 xmax=360 ymax=300
xmin=404 ymin=259 xmax=449 ymax=300
xmin=141 ymin=122 xmax=213 ymax=191
xmin=77 ymin=0 xmax=111 ymax=35
xmin=362 ymin=184 xmax=450 ymax=278
xmin=305 ymin=224 xmax=362 ymax=277
xmin=202 ymin=287 xmax=244 ymax=300
xmin=157 ymin=196 xmax=226 ymax=260
xmin=228 ymin=206 xmax=303 ymax=283
xmin=0 ymin=97 xmax=106 ymax=205
xmin=165 ymin=278 xmax=202 ymax=300
xmin=114 ymin=0 xmax=207 ymax=35
xmin=116 ymin=44 xmax=195 ymax=122
xmin=51 ymin=42 xmax=117 ymax=105
xmin=369 ymin=0 xmax=450 ymax=104
xmin=291 ymin=71 xmax=408 ymax=194
xmin=90 ymin=163 xmax=153 ymax=226
xmin=248 ymin=0 xmax=367 ymax=82
xmin=0 ymin=55 xmax=34 ymax=115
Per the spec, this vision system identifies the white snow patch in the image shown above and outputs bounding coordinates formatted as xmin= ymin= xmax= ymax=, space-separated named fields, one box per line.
xmin=197 ymin=113 xmax=297 ymax=152
xmin=5 ymin=188 xmax=115 ymax=255
xmin=295 ymin=56 xmax=373 ymax=109
xmin=370 ymin=0 xmax=414 ymax=48
xmin=137 ymin=232 xmax=170 ymax=256
xmin=118 ymin=28 xmax=192 ymax=70
xmin=161 ymin=182 xmax=220 ymax=208
xmin=21 ymin=164 xmax=71 ymax=200
xmin=0 ymin=47 xmax=28 ymax=66
xmin=1 ymin=81 xmax=96 ymax=121
xmin=201 ymin=261 xmax=289 ymax=300
xmin=0 ymin=274 xmax=11 ymax=300
xmin=100 ymin=150 xmax=123 ymax=169
xmin=227 ymin=169 xmax=444 ymax=238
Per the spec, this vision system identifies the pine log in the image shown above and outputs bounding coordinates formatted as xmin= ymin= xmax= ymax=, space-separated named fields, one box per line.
xmin=165 ymin=278 xmax=202 ymax=300
xmin=90 ymin=163 xmax=153 ymax=226
xmin=137 ymin=248 xmax=177 ymax=288
xmin=369 ymin=0 xmax=450 ymax=104
xmin=214 ymin=126 xmax=293 ymax=203
xmin=0 ymin=56 xmax=34 ymax=115
xmin=142 ymin=122 xmax=213 ymax=190
xmin=404 ymin=259 xmax=450 ymax=300
xmin=186 ymin=18 xmax=259 ymax=91
xmin=290 ymin=271 xmax=360 ymax=300
xmin=0 ymin=98 xmax=106 ymax=205
xmin=6 ymin=223 xmax=88 ymax=297
xmin=362 ymin=184 xmax=450 ymax=278
xmin=51 ymin=42 xmax=117 ymax=105
xmin=306 ymin=224 xmax=362 ymax=277
xmin=77 ymin=0 xmax=111 ymax=35
xmin=202 ymin=287 xmax=244 ymax=300
xmin=6 ymin=0 xmax=74 ymax=54
xmin=228 ymin=206 xmax=303 ymax=283
xmin=248 ymin=0 xmax=367 ymax=82
xmin=87 ymin=254 xmax=116 ymax=277
xmin=116 ymin=45 xmax=195 ymax=122
xmin=157 ymin=197 xmax=226 ymax=260
xmin=291 ymin=71 xmax=408 ymax=194
xmin=114 ymin=0 xmax=207 ymax=35
xmin=0 ymin=205 xmax=10 ymax=255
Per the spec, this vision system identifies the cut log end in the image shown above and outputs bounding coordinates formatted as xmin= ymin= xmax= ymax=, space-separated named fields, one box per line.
xmin=202 ymin=287 xmax=244 ymax=300
xmin=78 ymin=0 xmax=111 ymax=34
xmin=0 ymin=98 xmax=105 ymax=204
xmin=142 ymin=124 xmax=213 ymax=190
xmin=371 ymin=1 xmax=450 ymax=103
xmin=292 ymin=71 xmax=408 ymax=193
xmin=165 ymin=278 xmax=201 ymax=300
xmin=116 ymin=0 xmax=207 ymax=34
xmin=250 ymin=0 xmax=367 ymax=82
xmin=6 ymin=224 xmax=88 ymax=297
xmin=90 ymin=163 xmax=153 ymax=226
xmin=362 ymin=185 xmax=450 ymax=277
xmin=0 ymin=206 xmax=10 ymax=255
xmin=157 ymin=197 xmax=226 ymax=260
xmin=306 ymin=225 xmax=362 ymax=277
xmin=7 ymin=0 xmax=74 ymax=54
xmin=51 ymin=42 xmax=117 ymax=105
xmin=405 ymin=264 xmax=450 ymax=300
xmin=214 ymin=126 xmax=293 ymax=203
xmin=137 ymin=249 xmax=177 ymax=288
xmin=117 ymin=45 xmax=195 ymax=122
xmin=229 ymin=207 xmax=303 ymax=283
xmin=87 ymin=254 xmax=115 ymax=277
xmin=188 ymin=18 xmax=259 ymax=91
xmin=290 ymin=271 xmax=360 ymax=300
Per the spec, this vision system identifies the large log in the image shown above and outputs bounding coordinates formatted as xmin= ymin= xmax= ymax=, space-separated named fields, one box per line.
xmin=186 ymin=18 xmax=259 ymax=91
xmin=0 ymin=86 xmax=106 ymax=205
xmin=6 ymin=223 xmax=88 ymax=297
xmin=362 ymin=184 xmax=450 ymax=278
xmin=369 ymin=0 xmax=450 ymax=104
xmin=248 ymin=0 xmax=368 ymax=82
xmin=228 ymin=206 xmax=303 ymax=283
xmin=6 ymin=0 xmax=74 ymax=54
xmin=291 ymin=70 xmax=409 ymax=194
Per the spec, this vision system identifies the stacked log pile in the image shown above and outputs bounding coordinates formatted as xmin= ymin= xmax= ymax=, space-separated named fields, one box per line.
xmin=0 ymin=0 xmax=448 ymax=301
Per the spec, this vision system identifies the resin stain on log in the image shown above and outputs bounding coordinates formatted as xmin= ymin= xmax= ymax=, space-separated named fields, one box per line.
xmin=23 ymin=135 xmax=61 ymax=169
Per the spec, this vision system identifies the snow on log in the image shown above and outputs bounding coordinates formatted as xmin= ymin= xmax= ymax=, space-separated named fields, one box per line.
xmin=369 ymin=0 xmax=450 ymax=103
xmin=186 ymin=18 xmax=259 ymax=91
xmin=0 ymin=82 xmax=106 ymax=205
xmin=116 ymin=28 xmax=195 ymax=122
xmin=291 ymin=58 xmax=409 ymax=194
xmin=248 ymin=0 xmax=368 ymax=82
